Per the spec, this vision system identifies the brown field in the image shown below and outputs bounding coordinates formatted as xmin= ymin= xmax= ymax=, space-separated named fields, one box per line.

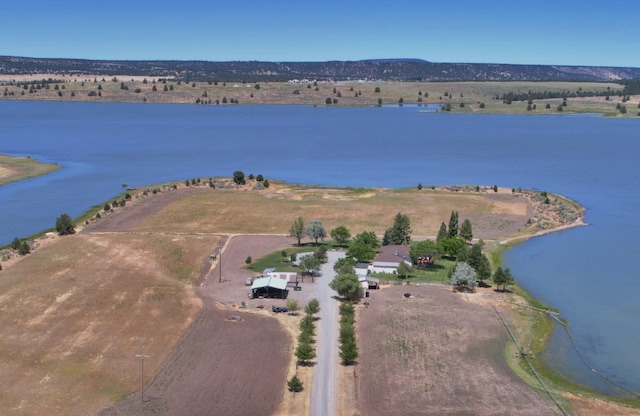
xmin=1 ymin=76 xmax=636 ymax=117
xmin=351 ymin=285 xmax=561 ymax=415
xmin=4 ymin=180 xmax=635 ymax=415
xmin=114 ymin=182 xmax=536 ymax=240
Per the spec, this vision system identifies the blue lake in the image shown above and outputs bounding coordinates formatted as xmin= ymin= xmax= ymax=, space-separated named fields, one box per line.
xmin=1 ymin=100 xmax=639 ymax=396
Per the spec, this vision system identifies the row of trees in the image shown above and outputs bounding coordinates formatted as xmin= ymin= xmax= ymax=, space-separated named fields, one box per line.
xmin=338 ymin=303 xmax=358 ymax=365
xmin=450 ymin=260 xmax=515 ymax=292
xmin=288 ymin=299 xmax=321 ymax=393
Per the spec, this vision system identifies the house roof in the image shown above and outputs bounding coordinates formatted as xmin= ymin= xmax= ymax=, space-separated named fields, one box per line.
xmin=251 ymin=275 xmax=288 ymax=291
xmin=373 ymin=245 xmax=411 ymax=265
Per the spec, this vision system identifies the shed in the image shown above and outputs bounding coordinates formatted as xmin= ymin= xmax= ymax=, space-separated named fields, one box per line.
xmin=250 ymin=274 xmax=289 ymax=299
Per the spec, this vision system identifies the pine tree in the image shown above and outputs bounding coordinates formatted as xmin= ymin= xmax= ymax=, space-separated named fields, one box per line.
xmin=447 ymin=211 xmax=459 ymax=238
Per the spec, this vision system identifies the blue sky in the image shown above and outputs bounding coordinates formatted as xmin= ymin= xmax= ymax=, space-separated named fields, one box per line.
xmin=1 ymin=0 xmax=639 ymax=67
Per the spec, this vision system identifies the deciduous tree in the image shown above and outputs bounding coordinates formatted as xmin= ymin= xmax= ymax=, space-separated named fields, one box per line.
xmin=330 ymin=225 xmax=351 ymax=247
xmin=329 ymin=274 xmax=360 ymax=301
xmin=450 ymin=261 xmax=477 ymax=291
xmin=289 ymin=216 xmax=305 ymax=246
xmin=306 ymin=220 xmax=327 ymax=245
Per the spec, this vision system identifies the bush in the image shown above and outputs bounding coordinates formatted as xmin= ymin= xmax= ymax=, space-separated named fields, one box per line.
xmin=245 ymin=256 xmax=252 ymax=264
xmin=55 ymin=213 xmax=76 ymax=235
xmin=288 ymin=375 xmax=304 ymax=392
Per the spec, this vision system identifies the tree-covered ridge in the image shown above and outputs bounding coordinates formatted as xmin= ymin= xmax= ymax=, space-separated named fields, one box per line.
xmin=1 ymin=56 xmax=639 ymax=82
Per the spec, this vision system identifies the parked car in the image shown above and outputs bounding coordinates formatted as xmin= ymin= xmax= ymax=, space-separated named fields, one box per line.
xmin=272 ymin=306 xmax=288 ymax=313
xmin=245 ymin=277 xmax=253 ymax=286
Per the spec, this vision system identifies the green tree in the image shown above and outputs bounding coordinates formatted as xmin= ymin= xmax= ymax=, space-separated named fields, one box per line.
xmin=288 ymin=375 xmax=304 ymax=392
xmin=306 ymin=220 xmax=327 ymax=245
xmin=55 ymin=213 xmax=76 ymax=235
xmin=295 ymin=340 xmax=316 ymax=364
xmin=340 ymin=336 xmax=359 ymax=365
xmin=299 ymin=254 xmax=321 ymax=277
xmin=289 ymin=216 xmax=306 ymax=246
xmin=346 ymin=239 xmax=376 ymax=263
xmin=450 ymin=262 xmax=477 ymax=291
xmin=18 ymin=240 xmax=30 ymax=255
xmin=11 ymin=237 xmax=21 ymax=250
xmin=329 ymin=274 xmax=360 ymax=301
xmin=447 ymin=211 xmax=459 ymax=238
xmin=382 ymin=212 xmax=412 ymax=246
xmin=334 ymin=257 xmax=356 ymax=275
xmin=304 ymin=298 xmax=320 ymax=316
xmin=438 ymin=237 xmax=465 ymax=258
xmin=232 ymin=170 xmax=245 ymax=185
xmin=410 ymin=239 xmax=440 ymax=264
xmin=286 ymin=299 xmax=300 ymax=315
xmin=459 ymin=219 xmax=473 ymax=242
xmin=330 ymin=225 xmax=351 ymax=247
xmin=436 ymin=222 xmax=448 ymax=242
xmin=493 ymin=267 xmax=514 ymax=291
xmin=397 ymin=261 xmax=413 ymax=279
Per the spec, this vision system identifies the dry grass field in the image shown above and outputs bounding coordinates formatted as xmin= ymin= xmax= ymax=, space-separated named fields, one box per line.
xmin=2 ymin=75 xmax=636 ymax=116
xmin=352 ymin=285 xmax=560 ymax=416
xmin=121 ymin=182 xmax=537 ymax=240
xmin=4 ymin=178 xmax=634 ymax=415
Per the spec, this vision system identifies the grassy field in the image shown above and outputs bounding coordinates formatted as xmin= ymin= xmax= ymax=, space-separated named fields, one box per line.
xmin=0 ymin=154 xmax=61 ymax=187
xmin=2 ymin=76 xmax=637 ymax=116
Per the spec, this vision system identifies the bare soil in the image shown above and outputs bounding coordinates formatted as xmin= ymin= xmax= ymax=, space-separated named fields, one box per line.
xmin=352 ymin=285 xmax=561 ymax=416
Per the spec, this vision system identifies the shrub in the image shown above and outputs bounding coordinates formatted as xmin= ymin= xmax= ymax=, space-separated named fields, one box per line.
xmin=288 ymin=375 xmax=304 ymax=392
xmin=245 ymin=256 xmax=252 ymax=264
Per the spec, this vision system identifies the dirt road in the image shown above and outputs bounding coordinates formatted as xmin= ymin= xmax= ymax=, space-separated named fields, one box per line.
xmin=310 ymin=251 xmax=345 ymax=416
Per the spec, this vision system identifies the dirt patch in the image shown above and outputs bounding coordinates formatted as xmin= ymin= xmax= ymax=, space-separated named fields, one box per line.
xmin=352 ymin=285 xmax=560 ymax=415
xmin=101 ymin=304 xmax=290 ymax=416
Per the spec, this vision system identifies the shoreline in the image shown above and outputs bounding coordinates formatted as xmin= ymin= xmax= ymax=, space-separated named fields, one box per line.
xmin=0 ymin=154 xmax=61 ymax=187
xmin=3 ymin=177 xmax=637 ymax=412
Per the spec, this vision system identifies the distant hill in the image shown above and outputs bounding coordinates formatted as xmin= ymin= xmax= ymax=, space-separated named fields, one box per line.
xmin=1 ymin=56 xmax=639 ymax=82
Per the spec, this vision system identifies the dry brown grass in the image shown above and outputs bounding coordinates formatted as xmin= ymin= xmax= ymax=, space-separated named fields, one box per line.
xmin=0 ymin=233 xmax=211 ymax=415
xmin=129 ymin=183 xmax=532 ymax=240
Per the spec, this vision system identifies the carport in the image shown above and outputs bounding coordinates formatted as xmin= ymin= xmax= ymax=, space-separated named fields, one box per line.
xmin=250 ymin=275 xmax=289 ymax=299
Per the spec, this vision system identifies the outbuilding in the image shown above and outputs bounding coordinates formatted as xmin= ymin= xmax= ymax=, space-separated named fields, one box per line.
xmin=250 ymin=274 xmax=289 ymax=299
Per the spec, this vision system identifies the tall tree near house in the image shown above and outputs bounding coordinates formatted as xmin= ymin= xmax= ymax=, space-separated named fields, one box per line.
xmin=437 ymin=222 xmax=448 ymax=242
xmin=382 ymin=212 xmax=412 ymax=246
xmin=447 ymin=211 xmax=459 ymax=238
xmin=289 ymin=216 xmax=306 ymax=246
xmin=306 ymin=220 xmax=327 ymax=245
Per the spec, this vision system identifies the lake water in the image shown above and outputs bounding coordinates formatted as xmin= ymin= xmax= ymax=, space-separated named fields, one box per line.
xmin=1 ymin=100 xmax=639 ymax=397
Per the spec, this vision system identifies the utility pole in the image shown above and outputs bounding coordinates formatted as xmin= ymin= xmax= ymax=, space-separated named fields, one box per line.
xmin=135 ymin=354 xmax=150 ymax=404
xmin=217 ymin=245 xmax=223 ymax=283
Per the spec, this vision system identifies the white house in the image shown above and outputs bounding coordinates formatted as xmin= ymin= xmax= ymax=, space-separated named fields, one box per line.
xmin=369 ymin=245 xmax=411 ymax=274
